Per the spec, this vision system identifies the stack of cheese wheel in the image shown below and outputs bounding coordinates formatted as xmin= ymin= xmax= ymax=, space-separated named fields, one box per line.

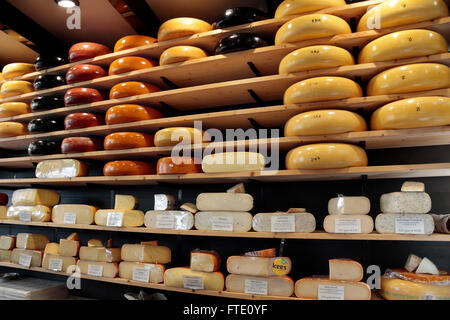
xmin=77 ymin=242 xmax=122 ymax=279
xmin=94 ymin=194 xmax=145 ymax=227
xmin=295 ymin=259 xmax=371 ymax=300
xmin=165 ymin=250 xmax=224 ymax=291
xmin=10 ymin=233 xmax=49 ymax=268
xmin=323 ymin=195 xmax=374 ymax=234
xmin=120 ymin=243 xmax=171 ymax=283
xmin=42 ymin=233 xmax=79 ymax=273
xmin=375 ymin=181 xmax=435 ymax=235
xmin=226 ymin=250 xmax=294 ymax=297
xmin=253 ymin=208 xmax=316 ymax=233
xmin=194 ymin=192 xmax=253 ymax=232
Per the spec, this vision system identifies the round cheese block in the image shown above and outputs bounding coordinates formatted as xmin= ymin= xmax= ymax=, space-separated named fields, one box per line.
xmin=159 ymin=46 xmax=208 ymax=66
xmin=1 ymin=80 xmax=34 ymax=98
xmin=275 ymin=14 xmax=351 ymax=45
xmin=64 ymin=88 xmax=104 ymax=106
xmin=367 ymin=63 xmax=450 ymax=96
xmin=156 ymin=156 xmax=202 ymax=174
xmin=278 ymin=45 xmax=354 ymax=74
xmin=2 ymin=63 xmax=36 ymax=79
xmin=64 ymin=113 xmax=104 ymax=130
xmin=381 ymin=274 xmax=450 ymax=300
xmin=66 ymin=64 xmax=107 ymax=84
xmin=213 ymin=7 xmax=267 ymax=29
xmin=103 ymin=160 xmax=156 ymax=176
xmin=34 ymin=55 xmax=66 ymax=71
xmin=108 ymin=57 xmax=158 ymax=75
xmin=157 ymin=17 xmax=213 ymax=42
xmin=28 ymin=118 xmax=63 ymax=133
xmin=114 ymin=35 xmax=157 ymax=52
xmin=69 ymin=42 xmax=112 ymax=63
xmin=154 ymin=127 xmax=206 ymax=147
xmin=0 ymin=102 xmax=31 ymax=118
xmin=31 ymin=95 xmax=64 ymax=111
xmin=109 ymin=81 xmax=161 ymax=99
xmin=33 ymin=74 xmax=66 ymax=89
xmin=357 ymin=0 xmax=449 ymax=32
xmin=284 ymin=110 xmax=367 ymax=136
xmin=61 ymin=137 xmax=103 ymax=153
xmin=275 ymin=0 xmax=346 ymax=18
xmin=358 ymin=29 xmax=447 ymax=64
xmin=215 ymin=33 xmax=268 ymax=54
xmin=28 ymin=140 xmax=60 ymax=156
xmin=370 ymin=96 xmax=450 ymax=130
xmin=104 ymin=132 xmax=154 ymax=150
xmin=105 ymin=104 xmax=163 ymax=125
xmin=0 ymin=122 xmax=28 ymax=137
xmin=285 ymin=143 xmax=368 ymax=169
xmin=284 ymin=76 xmax=362 ymax=104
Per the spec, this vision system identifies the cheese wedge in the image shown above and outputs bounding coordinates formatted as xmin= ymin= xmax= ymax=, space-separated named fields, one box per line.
xmin=79 ymin=246 xmax=121 ymax=262
xmin=180 ymin=203 xmax=198 ymax=214
xmin=375 ymin=213 xmax=435 ymax=235
xmin=42 ymin=254 xmax=77 ymax=272
xmin=381 ymin=276 xmax=450 ymax=300
xmin=144 ymin=210 xmax=194 ymax=230
xmin=154 ymin=127 xmax=206 ymax=147
xmin=121 ymin=244 xmax=171 ymax=264
xmin=324 ymin=215 xmax=374 ymax=234
xmin=0 ymin=122 xmax=28 ymax=137
xmin=35 ymin=159 xmax=88 ymax=178
xmin=415 ymin=257 xmax=439 ymax=275
xmin=227 ymin=256 xmax=292 ymax=277
xmin=0 ymin=102 xmax=30 ymax=118
xmin=114 ymin=195 xmax=138 ymax=210
xmin=119 ymin=261 xmax=165 ymax=283
xmin=275 ymin=0 xmax=346 ymax=19
xmin=191 ymin=251 xmax=220 ymax=272
xmin=194 ymin=211 xmax=253 ymax=232
xmin=159 ymin=46 xmax=208 ymax=65
xmin=328 ymin=196 xmax=371 ymax=215
xmin=226 ymin=274 xmax=294 ymax=297
xmin=329 ymin=259 xmax=363 ymax=281
xmin=405 ymin=254 xmax=422 ymax=272
xmin=196 ymin=193 xmax=253 ymax=212
xmin=157 ymin=18 xmax=213 ymax=42
xmin=59 ymin=239 xmax=80 ymax=257
xmin=52 ymin=205 xmax=96 ymax=225
xmin=12 ymin=189 xmax=60 ymax=206
xmin=295 ymin=277 xmax=371 ymax=299
xmin=227 ymin=183 xmax=245 ymax=193
xmin=164 ymin=267 xmax=224 ymax=291
xmin=0 ymin=80 xmax=34 ymax=97
xmin=380 ymin=191 xmax=431 ymax=213
xmin=16 ymin=233 xmax=49 ymax=250
xmin=94 ymin=209 xmax=144 ymax=227
xmin=44 ymin=243 xmax=59 ymax=255
xmin=252 ymin=212 xmax=316 ymax=232
xmin=275 ymin=14 xmax=351 ymax=45
xmin=2 ymin=63 xmax=35 ymax=79
xmin=202 ymin=152 xmax=265 ymax=173
xmin=0 ymin=235 xmax=16 ymax=250
xmin=401 ymin=181 xmax=425 ymax=192
xmin=11 ymin=249 xmax=43 ymax=267
xmin=6 ymin=205 xmax=51 ymax=222
xmin=0 ymin=249 xmax=11 ymax=262
xmin=77 ymin=260 xmax=119 ymax=278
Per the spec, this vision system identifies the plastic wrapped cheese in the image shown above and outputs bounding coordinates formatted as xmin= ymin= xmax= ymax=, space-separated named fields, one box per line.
xmin=6 ymin=205 xmax=51 ymax=222
xmin=226 ymin=274 xmax=294 ymax=297
xmin=324 ymin=215 xmax=374 ymax=234
xmin=144 ymin=211 xmax=194 ymax=230
xmin=52 ymin=205 xmax=96 ymax=225
xmin=196 ymin=193 xmax=253 ymax=212
xmin=35 ymin=160 xmax=88 ymax=178
xmin=252 ymin=212 xmax=316 ymax=233
xmin=119 ymin=261 xmax=165 ymax=283
xmin=375 ymin=213 xmax=435 ymax=235
xmin=328 ymin=196 xmax=371 ymax=215
xmin=227 ymin=256 xmax=292 ymax=277
xmin=295 ymin=277 xmax=371 ymax=299
xmin=164 ymin=267 xmax=224 ymax=290
xmin=195 ymin=211 xmax=253 ymax=232
xmin=380 ymin=192 xmax=431 ymax=213
xmin=274 ymin=0 xmax=346 ymax=19
xmin=121 ymin=244 xmax=171 ymax=264
xmin=94 ymin=209 xmax=144 ymax=227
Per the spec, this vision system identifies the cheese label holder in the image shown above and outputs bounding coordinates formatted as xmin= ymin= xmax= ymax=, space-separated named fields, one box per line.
xmin=132 ymin=267 xmax=150 ymax=283
xmin=211 ymin=216 xmax=234 ymax=231
xmin=48 ymin=258 xmax=63 ymax=271
xmin=63 ymin=213 xmax=77 ymax=224
xmin=395 ymin=218 xmax=425 ymax=234
xmin=88 ymin=264 xmax=103 ymax=277
xmin=19 ymin=211 xmax=31 ymax=222
xmin=271 ymin=216 xmax=295 ymax=232
xmin=183 ymin=275 xmax=204 ymax=290
xmin=335 ymin=218 xmax=362 ymax=233
xmin=244 ymin=279 xmax=268 ymax=295
xmin=106 ymin=212 xmax=123 ymax=227
xmin=18 ymin=254 xmax=32 ymax=267
xmin=155 ymin=214 xmax=175 ymax=229
xmin=318 ymin=285 xmax=345 ymax=300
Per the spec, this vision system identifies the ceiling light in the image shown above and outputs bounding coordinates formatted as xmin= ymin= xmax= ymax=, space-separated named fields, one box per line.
xmin=55 ymin=0 xmax=79 ymax=8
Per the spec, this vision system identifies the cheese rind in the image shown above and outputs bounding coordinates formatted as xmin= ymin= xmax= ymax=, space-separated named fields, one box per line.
xmin=431 ymin=214 xmax=450 ymax=234
xmin=79 ymin=246 xmax=121 ymax=262
xmin=52 ymin=205 xmax=95 ymax=225
xmin=119 ymin=261 xmax=165 ymax=283
xmin=154 ymin=127 xmax=205 ymax=147
xmin=195 ymin=211 xmax=253 ymax=232
xmin=226 ymin=274 xmax=294 ymax=297
xmin=77 ymin=260 xmax=118 ymax=278
xmin=380 ymin=192 xmax=431 ymax=213
xmin=121 ymin=244 xmax=171 ymax=264
xmin=401 ymin=182 xmax=425 ymax=192
xmin=295 ymin=277 xmax=371 ymax=299
xmin=202 ymin=152 xmax=265 ymax=173
xmin=252 ymin=212 xmax=316 ymax=232
xmin=227 ymin=256 xmax=292 ymax=277
xmin=405 ymin=254 xmax=422 ymax=272
xmin=328 ymin=196 xmax=370 ymax=215
xmin=0 ymin=80 xmax=34 ymax=98
xmin=375 ymin=213 xmax=435 ymax=235
xmin=12 ymin=189 xmax=60 ymax=206
xmin=0 ymin=122 xmax=28 ymax=137
xmin=159 ymin=46 xmax=208 ymax=65
xmin=0 ymin=249 xmax=11 ymax=261
xmin=196 ymin=193 xmax=253 ymax=212
xmin=114 ymin=195 xmax=138 ymax=210
xmin=35 ymin=159 xmax=88 ymax=178
xmin=324 ymin=215 xmax=374 ymax=234
xmin=44 ymin=243 xmax=59 ymax=255
xmin=157 ymin=18 xmax=213 ymax=42
xmin=103 ymin=161 xmax=155 ymax=176
xmin=415 ymin=257 xmax=439 ymax=275
xmin=329 ymin=259 xmax=363 ymax=281
xmin=0 ymin=102 xmax=30 ymax=118
xmin=164 ymin=267 xmax=224 ymax=291
xmin=0 ymin=235 xmax=16 ymax=250
xmin=42 ymin=254 xmax=77 ymax=272
xmin=274 ymin=0 xmax=346 ymax=18
xmin=191 ymin=251 xmax=220 ymax=272
xmin=144 ymin=211 xmax=194 ymax=230
xmin=94 ymin=209 xmax=144 ymax=227
xmin=6 ymin=205 xmax=51 ymax=222
xmin=59 ymin=239 xmax=80 ymax=257
xmin=16 ymin=233 xmax=49 ymax=250
xmin=11 ymin=249 xmax=43 ymax=267
xmin=2 ymin=63 xmax=35 ymax=79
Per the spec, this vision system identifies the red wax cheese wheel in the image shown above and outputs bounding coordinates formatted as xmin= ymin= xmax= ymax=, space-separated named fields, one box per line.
xmin=156 ymin=157 xmax=202 ymax=174
xmin=61 ymin=137 xmax=103 ymax=153
xmin=105 ymin=104 xmax=163 ymax=125
xmin=0 ymin=193 xmax=8 ymax=205
xmin=114 ymin=35 xmax=157 ymax=52
xmin=103 ymin=160 xmax=156 ymax=176
xmin=104 ymin=132 xmax=154 ymax=150
xmin=109 ymin=82 xmax=161 ymax=99
xmin=64 ymin=113 xmax=104 ymax=130
xmin=69 ymin=42 xmax=112 ymax=63
xmin=115 ymin=0 xmax=130 ymax=13
xmin=64 ymin=88 xmax=104 ymax=106
xmin=66 ymin=64 xmax=107 ymax=84
xmin=109 ymin=57 xmax=158 ymax=75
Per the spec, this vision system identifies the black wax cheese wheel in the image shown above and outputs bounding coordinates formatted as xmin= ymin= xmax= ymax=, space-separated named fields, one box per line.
xmin=213 ymin=7 xmax=267 ymax=29
xmin=34 ymin=55 xmax=66 ymax=71
xmin=28 ymin=118 xmax=63 ymax=133
xmin=28 ymin=140 xmax=61 ymax=156
xmin=215 ymin=33 xmax=268 ymax=54
xmin=30 ymin=96 xmax=65 ymax=111
xmin=33 ymin=74 xmax=66 ymax=90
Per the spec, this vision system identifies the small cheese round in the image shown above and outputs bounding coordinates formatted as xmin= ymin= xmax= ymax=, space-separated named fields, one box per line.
xmin=66 ymin=64 xmax=107 ymax=84
xmin=159 ymin=46 xmax=208 ymax=65
xmin=157 ymin=18 xmax=213 ymax=42
xmin=154 ymin=127 xmax=206 ymax=147
xmin=0 ymin=122 xmax=28 ymax=137
xmin=105 ymin=104 xmax=163 ymax=125
xmin=109 ymin=81 xmax=160 ymax=99
xmin=34 ymin=55 xmax=66 ymax=71
xmin=69 ymin=42 xmax=112 ymax=63
xmin=2 ymin=63 xmax=36 ymax=79
xmin=33 ymin=74 xmax=65 ymax=89
xmin=275 ymin=0 xmax=346 ymax=18
xmin=64 ymin=88 xmax=104 ymax=106
xmin=64 ymin=113 xmax=104 ymax=130
xmin=1 ymin=80 xmax=34 ymax=98
xmin=114 ymin=35 xmax=157 ymax=52
xmin=156 ymin=157 xmax=202 ymax=174
xmin=0 ymin=102 xmax=31 ymax=118
xmin=104 ymin=132 xmax=154 ymax=150
xmin=108 ymin=56 xmax=158 ymax=75
xmin=103 ymin=160 xmax=156 ymax=176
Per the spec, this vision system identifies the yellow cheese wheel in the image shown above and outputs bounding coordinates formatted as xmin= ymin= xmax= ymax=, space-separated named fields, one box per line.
xmin=381 ymin=276 xmax=450 ymax=300
xmin=370 ymin=96 xmax=450 ymax=130
xmin=275 ymin=0 xmax=346 ymax=19
xmin=284 ymin=76 xmax=363 ymax=104
xmin=157 ymin=18 xmax=213 ymax=42
xmin=358 ymin=29 xmax=447 ymax=64
xmin=285 ymin=143 xmax=368 ymax=169
xmin=2 ymin=63 xmax=36 ymax=80
xmin=284 ymin=110 xmax=367 ymax=136
xmin=279 ymin=45 xmax=354 ymax=74
xmin=0 ymin=73 xmax=4 ymax=81
xmin=0 ymin=122 xmax=28 ymax=137
xmin=0 ymin=102 xmax=30 ymax=118
xmin=154 ymin=127 xmax=207 ymax=147
xmin=357 ymin=0 xmax=449 ymax=32
xmin=0 ymin=80 xmax=34 ymax=98
xmin=367 ymin=63 xmax=450 ymax=96
xmin=159 ymin=46 xmax=208 ymax=66
xmin=275 ymin=14 xmax=351 ymax=45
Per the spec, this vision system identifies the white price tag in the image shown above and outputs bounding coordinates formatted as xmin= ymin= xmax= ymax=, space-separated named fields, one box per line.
xmin=48 ymin=258 xmax=63 ymax=271
xmin=244 ymin=279 xmax=268 ymax=295
xmin=18 ymin=254 xmax=32 ymax=267
xmin=87 ymin=264 xmax=103 ymax=277
xmin=271 ymin=216 xmax=295 ymax=232
xmin=132 ymin=267 xmax=150 ymax=283
xmin=212 ymin=216 xmax=234 ymax=231
xmin=106 ymin=212 xmax=123 ymax=227
xmin=395 ymin=218 xmax=425 ymax=234
xmin=19 ymin=211 xmax=31 ymax=222
xmin=335 ymin=218 xmax=362 ymax=233
xmin=63 ymin=213 xmax=77 ymax=224
xmin=155 ymin=214 xmax=175 ymax=229
xmin=318 ymin=285 xmax=345 ymax=300
xmin=183 ymin=275 xmax=204 ymax=290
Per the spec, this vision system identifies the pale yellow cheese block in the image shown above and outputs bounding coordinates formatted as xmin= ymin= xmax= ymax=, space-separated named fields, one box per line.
xmin=329 ymin=259 xmax=364 ymax=281
xmin=159 ymin=46 xmax=207 ymax=66
xmin=275 ymin=14 xmax=351 ymax=45
xmin=52 ymin=204 xmax=96 ymax=225
xmin=59 ymin=239 xmax=80 ymax=257
xmin=79 ymin=246 xmax=121 ymax=262
xmin=0 ymin=235 xmax=16 ymax=250
xmin=16 ymin=233 xmax=49 ymax=250
xmin=2 ymin=63 xmax=35 ymax=79
xmin=121 ymin=244 xmax=171 ymax=264
xmin=35 ymin=159 xmax=88 ymax=178
xmin=114 ymin=195 xmax=138 ymax=210
xmin=252 ymin=212 xmax=316 ymax=233
xmin=11 ymin=248 xmax=43 ymax=267
xmin=274 ymin=0 xmax=346 ymax=18
xmin=226 ymin=274 xmax=294 ymax=297
xmin=284 ymin=77 xmax=362 ymax=104
xmin=0 ymin=80 xmax=34 ymax=98
xmin=12 ymin=189 xmax=60 ymax=206
xmin=367 ymin=63 xmax=450 ymax=96
xmin=196 ymin=193 xmax=253 ymax=212
xmin=295 ymin=277 xmax=371 ymax=299
xmin=227 ymin=256 xmax=292 ymax=277
xmin=44 ymin=243 xmax=59 ymax=255
xmin=0 ymin=102 xmax=30 ymax=118
xmin=357 ymin=0 xmax=449 ymax=32
xmin=164 ymin=267 xmax=224 ymax=291
xmin=380 ymin=191 xmax=431 ymax=213
xmin=323 ymin=215 xmax=374 ymax=234
xmin=0 ymin=206 xmax=7 ymax=219
xmin=328 ymin=196 xmax=371 ymax=215
xmin=157 ymin=18 xmax=212 ymax=42
xmin=0 ymin=122 xmax=27 ymax=137
xmin=285 ymin=143 xmax=368 ymax=170
xmin=0 ymin=249 xmax=11 ymax=262
xmin=154 ymin=127 xmax=206 ymax=147
xmin=202 ymin=152 xmax=265 ymax=173
xmin=77 ymin=260 xmax=119 ymax=278
xmin=190 ymin=251 xmax=220 ymax=272
xmin=94 ymin=209 xmax=144 ymax=227
xmin=358 ymin=29 xmax=447 ymax=64
xmin=195 ymin=211 xmax=253 ymax=232
xmin=279 ymin=45 xmax=354 ymax=74
xmin=119 ymin=261 xmax=165 ymax=283
xmin=6 ymin=205 xmax=51 ymax=222
xmin=42 ymin=254 xmax=77 ymax=272
xmin=371 ymin=96 xmax=450 ymax=130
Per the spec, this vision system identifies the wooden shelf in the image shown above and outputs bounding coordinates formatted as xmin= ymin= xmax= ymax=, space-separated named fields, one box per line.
xmin=0 ymin=220 xmax=448 ymax=241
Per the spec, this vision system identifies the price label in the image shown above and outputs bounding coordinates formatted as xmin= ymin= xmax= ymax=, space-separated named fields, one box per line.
xmin=19 ymin=211 xmax=31 ymax=222
xmin=271 ymin=216 xmax=295 ymax=232
xmin=155 ymin=214 xmax=175 ymax=229
xmin=395 ymin=218 xmax=425 ymax=234
xmin=212 ymin=216 xmax=234 ymax=231
xmin=335 ymin=218 xmax=362 ymax=233
xmin=106 ymin=212 xmax=123 ymax=227
xmin=318 ymin=285 xmax=345 ymax=300
xmin=87 ymin=264 xmax=103 ymax=277
xmin=132 ymin=267 xmax=150 ymax=283
xmin=183 ymin=276 xmax=204 ymax=290
xmin=244 ymin=279 xmax=268 ymax=295
xmin=18 ymin=254 xmax=32 ymax=267
xmin=63 ymin=213 xmax=77 ymax=224
xmin=48 ymin=258 xmax=63 ymax=271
